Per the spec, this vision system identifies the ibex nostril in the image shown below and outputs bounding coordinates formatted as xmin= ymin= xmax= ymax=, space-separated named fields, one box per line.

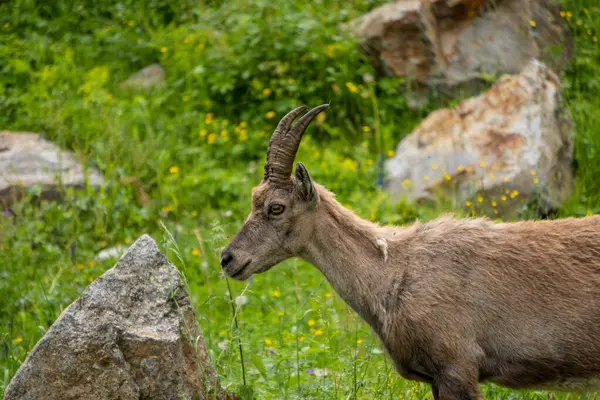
xmin=220 ymin=252 xmax=233 ymax=268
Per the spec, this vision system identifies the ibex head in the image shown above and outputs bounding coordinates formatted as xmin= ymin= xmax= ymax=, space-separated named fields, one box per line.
xmin=220 ymin=104 xmax=329 ymax=280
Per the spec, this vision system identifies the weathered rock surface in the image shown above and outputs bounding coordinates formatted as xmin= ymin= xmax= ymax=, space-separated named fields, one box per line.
xmin=5 ymin=235 xmax=226 ymax=400
xmin=0 ymin=132 xmax=103 ymax=205
xmin=385 ymin=60 xmax=574 ymax=217
xmin=121 ymin=64 xmax=166 ymax=89
xmin=351 ymin=0 xmax=571 ymax=95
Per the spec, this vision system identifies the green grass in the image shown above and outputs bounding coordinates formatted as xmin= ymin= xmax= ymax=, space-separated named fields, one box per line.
xmin=2 ymin=0 xmax=600 ymax=398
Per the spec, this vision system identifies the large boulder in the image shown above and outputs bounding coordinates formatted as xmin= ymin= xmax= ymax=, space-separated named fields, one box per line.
xmin=0 ymin=132 xmax=103 ymax=205
xmin=4 ymin=235 xmax=227 ymax=400
xmin=385 ymin=60 xmax=574 ymax=217
xmin=350 ymin=0 xmax=571 ymax=96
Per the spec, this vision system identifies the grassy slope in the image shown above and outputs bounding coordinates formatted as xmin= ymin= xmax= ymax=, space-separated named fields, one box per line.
xmin=1 ymin=0 xmax=600 ymax=398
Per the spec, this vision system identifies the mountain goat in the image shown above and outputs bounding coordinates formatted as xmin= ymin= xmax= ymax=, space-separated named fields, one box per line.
xmin=221 ymin=104 xmax=600 ymax=399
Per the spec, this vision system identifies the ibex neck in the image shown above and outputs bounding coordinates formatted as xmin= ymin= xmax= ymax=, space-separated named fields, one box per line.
xmin=301 ymin=186 xmax=391 ymax=330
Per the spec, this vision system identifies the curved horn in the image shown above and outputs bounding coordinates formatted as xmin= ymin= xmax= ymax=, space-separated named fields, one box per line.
xmin=264 ymin=104 xmax=329 ymax=184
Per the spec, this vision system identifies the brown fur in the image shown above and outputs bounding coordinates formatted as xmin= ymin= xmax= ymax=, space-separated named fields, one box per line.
xmin=222 ymin=174 xmax=600 ymax=400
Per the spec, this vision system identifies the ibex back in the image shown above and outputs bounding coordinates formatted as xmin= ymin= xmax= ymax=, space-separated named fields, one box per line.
xmin=221 ymin=104 xmax=600 ymax=400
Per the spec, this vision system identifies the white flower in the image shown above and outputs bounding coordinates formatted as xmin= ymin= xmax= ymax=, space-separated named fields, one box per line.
xmin=218 ymin=340 xmax=229 ymax=351
xmin=235 ymin=295 xmax=247 ymax=307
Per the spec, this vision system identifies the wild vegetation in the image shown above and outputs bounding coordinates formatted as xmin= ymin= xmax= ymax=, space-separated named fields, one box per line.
xmin=2 ymin=0 xmax=600 ymax=398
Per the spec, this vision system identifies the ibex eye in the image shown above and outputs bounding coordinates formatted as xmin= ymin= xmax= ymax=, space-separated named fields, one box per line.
xmin=269 ymin=204 xmax=285 ymax=215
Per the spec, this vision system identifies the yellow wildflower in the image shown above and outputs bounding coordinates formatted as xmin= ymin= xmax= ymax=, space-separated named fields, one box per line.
xmin=480 ymin=161 xmax=486 ymax=168
xmin=239 ymin=129 xmax=248 ymax=141
xmin=457 ymin=165 xmax=465 ymax=172
xmin=387 ymin=150 xmax=395 ymax=158
xmin=345 ymin=82 xmax=358 ymax=93
xmin=162 ymin=205 xmax=174 ymax=213
xmin=160 ymin=47 xmax=168 ymax=53
xmin=191 ymin=210 xmax=198 ymax=217
xmin=199 ymin=129 xmax=207 ymax=137
xmin=314 ymin=329 xmax=323 ymax=336
xmin=366 ymin=159 xmax=374 ymax=166
xmin=325 ymin=292 xmax=333 ymax=298
xmin=478 ymin=196 xmax=484 ymax=203
xmin=308 ymin=319 xmax=316 ymax=327
xmin=169 ymin=166 xmax=179 ymax=174
xmin=504 ymin=177 xmax=509 ymax=183
xmin=402 ymin=179 xmax=412 ymax=187
xmin=510 ymin=190 xmax=519 ymax=199
xmin=205 ymin=113 xmax=214 ymax=124
xmin=587 ymin=209 xmax=594 ymax=216
xmin=207 ymin=133 xmax=217 ymax=144
xmin=278 ymin=311 xmax=284 ymax=317
xmin=76 ymin=263 xmax=84 ymax=270
xmin=491 ymin=201 xmax=497 ymax=207
xmin=424 ymin=175 xmax=429 ymax=181
xmin=363 ymin=126 xmax=371 ymax=133
xmin=466 ymin=166 xmax=474 ymax=173
xmin=529 ymin=20 xmax=536 ymax=28
xmin=264 ymin=338 xmax=273 ymax=346
xmin=530 ymin=170 xmax=537 ymax=176
xmin=191 ymin=249 xmax=200 ymax=256
xmin=299 ymin=336 xmax=305 ymax=342
xmin=13 ymin=337 xmax=23 ymax=344
xmin=501 ymin=195 xmax=507 ymax=201
xmin=262 ymin=88 xmax=272 ymax=96
xmin=465 ymin=201 xmax=472 ymax=207
xmin=357 ymin=339 xmax=363 ymax=344
xmin=533 ymin=178 xmax=539 ymax=184
xmin=240 ymin=121 xmax=248 ymax=128
xmin=125 ymin=237 xmax=131 ymax=244
xmin=266 ymin=111 xmax=276 ymax=119
xmin=88 ymin=261 xmax=96 ymax=267
xmin=560 ymin=11 xmax=566 ymax=17
xmin=432 ymin=163 xmax=439 ymax=170
xmin=444 ymin=173 xmax=452 ymax=181
xmin=220 ymin=130 xmax=228 ymax=138
xmin=272 ymin=289 xmax=281 ymax=298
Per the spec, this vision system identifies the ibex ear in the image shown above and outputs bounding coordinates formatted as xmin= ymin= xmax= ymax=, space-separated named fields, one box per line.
xmin=294 ymin=162 xmax=317 ymax=203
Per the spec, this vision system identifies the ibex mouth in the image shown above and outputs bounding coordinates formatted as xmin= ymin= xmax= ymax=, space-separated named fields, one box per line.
xmin=230 ymin=260 xmax=251 ymax=280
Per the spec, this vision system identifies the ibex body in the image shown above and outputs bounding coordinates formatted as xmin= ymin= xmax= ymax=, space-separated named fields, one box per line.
xmin=221 ymin=105 xmax=600 ymax=399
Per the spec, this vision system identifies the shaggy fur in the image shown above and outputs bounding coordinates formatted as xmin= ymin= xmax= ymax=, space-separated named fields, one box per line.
xmin=223 ymin=175 xmax=600 ymax=399
xmin=222 ymin=106 xmax=600 ymax=399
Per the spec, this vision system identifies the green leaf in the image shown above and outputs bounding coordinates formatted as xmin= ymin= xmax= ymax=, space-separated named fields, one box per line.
xmin=251 ymin=355 xmax=267 ymax=380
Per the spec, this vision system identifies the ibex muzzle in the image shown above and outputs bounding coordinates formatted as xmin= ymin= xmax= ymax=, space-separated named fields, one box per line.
xmin=222 ymin=105 xmax=600 ymax=399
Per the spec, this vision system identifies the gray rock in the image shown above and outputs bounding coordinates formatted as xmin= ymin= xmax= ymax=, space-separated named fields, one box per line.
xmin=4 ymin=235 xmax=227 ymax=400
xmin=349 ymin=0 xmax=572 ymax=97
xmin=385 ymin=60 xmax=574 ymax=218
xmin=121 ymin=64 xmax=166 ymax=89
xmin=0 ymin=132 xmax=103 ymax=205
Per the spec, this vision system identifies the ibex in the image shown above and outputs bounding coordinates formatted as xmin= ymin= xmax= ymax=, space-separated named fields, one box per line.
xmin=221 ymin=104 xmax=600 ymax=399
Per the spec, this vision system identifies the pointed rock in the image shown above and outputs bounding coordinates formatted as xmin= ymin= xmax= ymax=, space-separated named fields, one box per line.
xmin=5 ymin=235 xmax=227 ymax=400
